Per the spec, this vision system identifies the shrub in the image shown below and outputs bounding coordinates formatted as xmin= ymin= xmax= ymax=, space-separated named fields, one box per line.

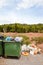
xmin=14 ymin=35 xmax=31 ymax=45
xmin=31 ymin=37 xmax=43 ymax=44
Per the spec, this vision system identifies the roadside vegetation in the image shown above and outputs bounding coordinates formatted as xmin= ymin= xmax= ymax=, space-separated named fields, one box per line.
xmin=0 ymin=23 xmax=43 ymax=33
xmin=31 ymin=37 xmax=43 ymax=45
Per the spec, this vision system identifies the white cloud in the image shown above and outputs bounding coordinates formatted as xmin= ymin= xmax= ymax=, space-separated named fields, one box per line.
xmin=0 ymin=13 xmax=43 ymax=24
xmin=16 ymin=0 xmax=43 ymax=9
xmin=0 ymin=0 xmax=6 ymax=8
xmin=0 ymin=12 xmax=17 ymax=24
xmin=13 ymin=15 xmax=43 ymax=24
xmin=0 ymin=0 xmax=11 ymax=8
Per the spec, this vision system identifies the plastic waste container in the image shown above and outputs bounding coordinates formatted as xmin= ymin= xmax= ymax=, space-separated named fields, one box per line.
xmin=3 ymin=40 xmax=21 ymax=58
xmin=0 ymin=40 xmax=3 ymax=56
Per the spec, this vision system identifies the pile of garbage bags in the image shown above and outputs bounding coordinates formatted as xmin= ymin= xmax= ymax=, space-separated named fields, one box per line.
xmin=5 ymin=36 xmax=14 ymax=41
xmin=5 ymin=36 xmax=23 ymax=42
xmin=21 ymin=44 xmax=41 ymax=55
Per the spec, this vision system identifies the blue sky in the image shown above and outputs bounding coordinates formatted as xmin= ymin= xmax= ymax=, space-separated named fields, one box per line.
xmin=0 ymin=0 xmax=43 ymax=25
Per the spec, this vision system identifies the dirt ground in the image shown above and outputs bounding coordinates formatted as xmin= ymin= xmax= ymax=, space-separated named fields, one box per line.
xmin=1 ymin=32 xmax=43 ymax=38
xmin=0 ymin=57 xmax=5 ymax=65
xmin=37 ymin=44 xmax=43 ymax=52
xmin=0 ymin=32 xmax=43 ymax=38
xmin=0 ymin=54 xmax=43 ymax=65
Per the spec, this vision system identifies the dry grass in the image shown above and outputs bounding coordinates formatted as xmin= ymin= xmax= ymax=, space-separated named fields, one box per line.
xmin=0 ymin=32 xmax=43 ymax=37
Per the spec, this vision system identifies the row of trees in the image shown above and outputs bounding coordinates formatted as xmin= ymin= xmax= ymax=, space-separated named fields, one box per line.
xmin=0 ymin=23 xmax=43 ymax=33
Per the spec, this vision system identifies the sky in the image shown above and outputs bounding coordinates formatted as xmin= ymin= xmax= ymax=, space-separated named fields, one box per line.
xmin=0 ymin=0 xmax=43 ymax=25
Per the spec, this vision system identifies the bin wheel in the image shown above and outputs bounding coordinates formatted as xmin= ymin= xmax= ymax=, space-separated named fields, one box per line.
xmin=4 ymin=55 xmax=7 ymax=58
xmin=17 ymin=55 xmax=21 ymax=59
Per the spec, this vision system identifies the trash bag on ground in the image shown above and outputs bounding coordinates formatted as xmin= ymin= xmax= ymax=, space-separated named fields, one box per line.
xmin=21 ymin=44 xmax=29 ymax=56
xmin=21 ymin=44 xmax=27 ymax=52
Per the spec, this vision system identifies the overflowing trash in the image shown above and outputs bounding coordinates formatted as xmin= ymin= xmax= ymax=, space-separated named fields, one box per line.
xmin=5 ymin=36 xmax=14 ymax=41
xmin=21 ymin=44 xmax=41 ymax=56
xmin=14 ymin=37 xmax=23 ymax=42
xmin=5 ymin=36 xmax=41 ymax=56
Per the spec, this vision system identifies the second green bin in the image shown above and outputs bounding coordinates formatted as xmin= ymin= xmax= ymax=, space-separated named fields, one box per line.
xmin=0 ymin=40 xmax=3 ymax=56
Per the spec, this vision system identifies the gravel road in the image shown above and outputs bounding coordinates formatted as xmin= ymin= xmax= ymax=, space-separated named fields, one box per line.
xmin=0 ymin=54 xmax=43 ymax=65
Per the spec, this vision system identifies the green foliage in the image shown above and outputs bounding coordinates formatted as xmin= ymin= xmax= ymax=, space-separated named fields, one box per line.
xmin=0 ymin=23 xmax=43 ymax=33
xmin=0 ymin=25 xmax=3 ymax=32
xmin=23 ymin=39 xmax=31 ymax=45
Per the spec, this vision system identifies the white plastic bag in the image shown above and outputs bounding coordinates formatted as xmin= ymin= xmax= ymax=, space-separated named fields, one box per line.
xmin=30 ymin=50 xmax=34 ymax=55
xmin=15 ymin=37 xmax=23 ymax=42
xmin=21 ymin=44 xmax=27 ymax=51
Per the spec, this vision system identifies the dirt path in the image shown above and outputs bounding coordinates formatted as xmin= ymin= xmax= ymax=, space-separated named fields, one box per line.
xmin=0 ymin=54 xmax=43 ymax=65
xmin=0 ymin=57 xmax=5 ymax=65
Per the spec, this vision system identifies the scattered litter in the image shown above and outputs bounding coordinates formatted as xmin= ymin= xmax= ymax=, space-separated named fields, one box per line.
xmin=21 ymin=44 xmax=41 ymax=56
xmin=22 ymin=52 xmax=29 ymax=56
xmin=30 ymin=50 xmax=34 ymax=55
xmin=21 ymin=44 xmax=27 ymax=52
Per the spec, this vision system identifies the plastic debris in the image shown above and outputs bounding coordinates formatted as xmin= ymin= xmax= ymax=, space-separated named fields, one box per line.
xmin=14 ymin=37 xmax=23 ymax=42
xmin=30 ymin=50 xmax=34 ymax=55
xmin=22 ymin=51 xmax=29 ymax=56
xmin=21 ymin=44 xmax=41 ymax=55
xmin=21 ymin=44 xmax=27 ymax=52
xmin=5 ymin=36 xmax=14 ymax=41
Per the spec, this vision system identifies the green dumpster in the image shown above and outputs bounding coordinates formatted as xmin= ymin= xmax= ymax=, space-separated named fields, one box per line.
xmin=3 ymin=41 xmax=21 ymax=58
xmin=0 ymin=40 xmax=3 ymax=56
